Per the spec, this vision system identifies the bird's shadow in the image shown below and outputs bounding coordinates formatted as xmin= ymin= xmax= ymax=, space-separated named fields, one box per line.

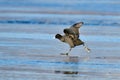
xmin=54 ymin=54 xmax=90 ymax=75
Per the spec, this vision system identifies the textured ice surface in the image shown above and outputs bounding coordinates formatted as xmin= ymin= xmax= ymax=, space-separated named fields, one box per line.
xmin=0 ymin=0 xmax=120 ymax=80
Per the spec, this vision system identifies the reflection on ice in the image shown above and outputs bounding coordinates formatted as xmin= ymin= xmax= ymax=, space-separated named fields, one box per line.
xmin=64 ymin=56 xmax=79 ymax=63
xmin=54 ymin=56 xmax=90 ymax=76
xmin=55 ymin=56 xmax=79 ymax=76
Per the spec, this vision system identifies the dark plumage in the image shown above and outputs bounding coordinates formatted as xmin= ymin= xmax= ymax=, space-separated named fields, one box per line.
xmin=64 ymin=22 xmax=84 ymax=38
xmin=55 ymin=22 xmax=90 ymax=55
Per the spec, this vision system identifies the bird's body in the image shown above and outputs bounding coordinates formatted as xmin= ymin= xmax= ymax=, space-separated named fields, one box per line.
xmin=58 ymin=34 xmax=75 ymax=48
xmin=55 ymin=22 xmax=90 ymax=55
xmin=56 ymin=34 xmax=84 ymax=48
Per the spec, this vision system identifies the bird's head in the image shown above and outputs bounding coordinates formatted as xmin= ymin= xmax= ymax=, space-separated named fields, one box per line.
xmin=55 ymin=34 xmax=62 ymax=39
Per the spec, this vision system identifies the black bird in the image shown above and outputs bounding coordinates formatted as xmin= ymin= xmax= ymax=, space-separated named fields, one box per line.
xmin=55 ymin=22 xmax=90 ymax=55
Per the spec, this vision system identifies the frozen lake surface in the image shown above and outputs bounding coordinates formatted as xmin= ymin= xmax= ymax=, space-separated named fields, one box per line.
xmin=0 ymin=0 xmax=120 ymax=80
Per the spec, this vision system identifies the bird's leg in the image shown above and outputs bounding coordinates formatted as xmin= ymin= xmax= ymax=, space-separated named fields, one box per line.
xmin=83 ymin=43 xmax=91 ymax=53
xmin=66 ymin=48 xmax=72 ymax=56
xmin=61 ymin=48 xmax=72 ymax=56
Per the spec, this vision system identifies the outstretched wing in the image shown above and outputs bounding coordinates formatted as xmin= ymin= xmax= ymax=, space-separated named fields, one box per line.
xmin=71 ymin=22 xmax=84 ymax=28
xmin=70 ymin=22 xmax=84 ymax=38
xmin=63 ymin=22 xmax=84 ymax=39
